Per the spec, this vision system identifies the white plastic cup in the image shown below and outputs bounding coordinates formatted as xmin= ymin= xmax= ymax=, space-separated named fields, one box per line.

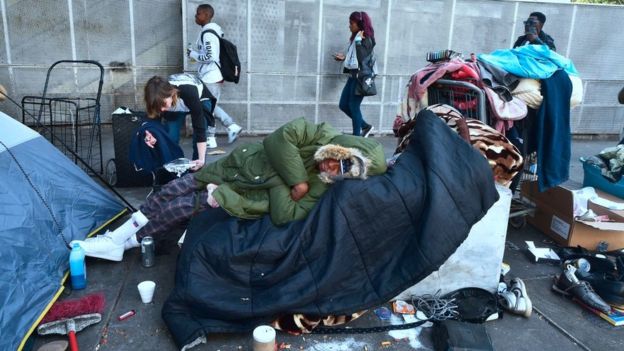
xmin=252 ymin=325 xmax=276 ymax=351
xmin=137 ymin=280 xmax=156 ymax=303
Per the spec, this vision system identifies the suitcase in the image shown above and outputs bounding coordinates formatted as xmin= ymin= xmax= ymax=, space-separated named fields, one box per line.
xmin=111 ymin=110 xmax=153 ymax=187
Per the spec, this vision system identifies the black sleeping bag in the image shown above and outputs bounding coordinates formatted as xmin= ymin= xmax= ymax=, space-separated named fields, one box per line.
xmin=162 ymin=110 xmax=500 ymax=348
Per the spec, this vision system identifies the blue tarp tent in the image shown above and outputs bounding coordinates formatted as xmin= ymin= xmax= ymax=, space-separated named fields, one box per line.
xmin=0 ymin=112 xmax=125 ymax=350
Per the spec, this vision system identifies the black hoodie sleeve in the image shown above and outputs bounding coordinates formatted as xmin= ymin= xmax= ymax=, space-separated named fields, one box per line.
xmin=176 ymin=84 xmax=207 ymax=143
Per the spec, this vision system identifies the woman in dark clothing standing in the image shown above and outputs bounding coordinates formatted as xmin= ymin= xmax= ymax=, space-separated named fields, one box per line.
xmin=144 ymin=74 xmax=216 ymax=170
xmin=333 ymin=11 xmax=376 ymax=137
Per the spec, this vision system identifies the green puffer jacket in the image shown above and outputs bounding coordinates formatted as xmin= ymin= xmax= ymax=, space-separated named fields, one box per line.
xmin=193 ymin=117 xmax=387 ymax=226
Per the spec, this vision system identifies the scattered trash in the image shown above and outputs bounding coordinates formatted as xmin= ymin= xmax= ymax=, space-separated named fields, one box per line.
xmin=402 ymin=314 xmax=417 ymax=323
xmin=207 ymin=149 xmax=227 ymax=155
xmin=500 ymin=262 xmax=510 ymax=276
xmin=278 ymin=342 xmax=291 ymax=349
xmin=392 ymin=300 xmax=415 ymax=314
xmin=565 ymin=258 xmax=591 ymax=273
xmin=178 ymin=230 xmax=186 ymax=248
xmin=526 ymin=241 xmax=560 ymax=263
xmin=596 ymin=240 xmax=609 ymax=252
xmin=374 ymin=306 xmax=392 ymax=320
xmin=118 ymin=310 xmax=136 ymax=321
xmin=381 ymin=340 xmax=392 ymax=347
xmin=141 ymin=236 xmax=156 ymax=268
xmin=252 ymin=325 xmax=276 ymax=351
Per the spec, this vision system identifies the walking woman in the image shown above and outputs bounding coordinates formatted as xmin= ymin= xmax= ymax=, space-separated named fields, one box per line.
xmin=333 ymin=11 xmax=376 ymax=137
xmin=144 ymin=73 xmax=216 ymax=170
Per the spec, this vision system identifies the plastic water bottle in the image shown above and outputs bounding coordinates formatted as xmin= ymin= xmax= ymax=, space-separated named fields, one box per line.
xmin=70 ymin=243 xmax=87 ymax=290
xmin=187 ymin=42 xmax=196 ymax=63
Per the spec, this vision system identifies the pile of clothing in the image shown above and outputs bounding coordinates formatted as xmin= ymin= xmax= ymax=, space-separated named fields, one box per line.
xmin=394 ymin=45 xmax=582 ymax=192
xmin=584 ymin=145 xmax=624 ymax=183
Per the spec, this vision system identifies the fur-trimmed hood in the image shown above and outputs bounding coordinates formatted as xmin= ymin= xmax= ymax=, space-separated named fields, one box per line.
xmin=314 ymin=144 xmax=371 ymax=183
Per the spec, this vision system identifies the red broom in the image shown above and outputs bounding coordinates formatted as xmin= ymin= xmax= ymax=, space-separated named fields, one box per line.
xmin=38 ymin=293 xmax=106 ymax=351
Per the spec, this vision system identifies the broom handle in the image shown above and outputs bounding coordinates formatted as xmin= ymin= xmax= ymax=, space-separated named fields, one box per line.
xmin=69 ymin=330 xmax=79 ymax=351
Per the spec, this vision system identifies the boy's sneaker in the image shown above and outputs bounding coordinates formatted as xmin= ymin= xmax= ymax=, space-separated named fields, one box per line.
xmin=499 ymin=277 xmax=532 ymax=317
xmin=207 ymin=136 xmax=218 ymax=149
xmin=552 ymin=264 xmax=612 ymax=314
xmin=227 ymin=124 xmax=243 ymax=144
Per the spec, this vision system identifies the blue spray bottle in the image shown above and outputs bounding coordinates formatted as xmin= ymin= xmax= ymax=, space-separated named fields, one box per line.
xmin=69 ymin=243 xmax=87 ymax=290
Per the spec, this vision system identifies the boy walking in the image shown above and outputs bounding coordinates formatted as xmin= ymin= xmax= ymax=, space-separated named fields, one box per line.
xmin=188 ymin=3 xmax=242 ymax=148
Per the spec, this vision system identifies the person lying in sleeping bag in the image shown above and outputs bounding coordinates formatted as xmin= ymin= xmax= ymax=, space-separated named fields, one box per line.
xmin=72 ymin=117 xmax=387 ymax=262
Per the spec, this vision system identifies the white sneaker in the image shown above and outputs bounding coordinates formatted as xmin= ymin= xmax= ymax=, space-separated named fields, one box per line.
xmin=499 ymin=278 xmax=533 ymax=318
xmin=227 ymin=124 xmax=243 ymax=144
xmin=101 ymin=230 xmax=139 ymax=250
xmin=125 ymin=234 xmax=140 ymax=250
xmin=70 ymin=235 xmax=125 ymax=262
xmin=206 ymin=136 xmax=217 ymax=149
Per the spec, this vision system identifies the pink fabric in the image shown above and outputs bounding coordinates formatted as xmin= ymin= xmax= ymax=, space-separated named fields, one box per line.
xmin=405 ymin=60 xmax=481 ymax=119
xmin=483 ymin=86 xmax=527 ymax=134
xmin=407 ymin=60 xmax=466 ymax=101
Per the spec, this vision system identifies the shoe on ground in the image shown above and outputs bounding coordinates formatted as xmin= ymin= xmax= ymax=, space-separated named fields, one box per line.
xmin=70 ymin=235 xmax=125 ymax=262
xmin=362 ymin=125 xmax=373 ymax=138
xmin=227 ymin=124 xmax=243 ymax=144
xmin=552 ymin=264 xmax=612 ymax=314
xmin=575 ymin=270 xmax=624 ymax=307
xmin=499 ymin=277 xmax=532 ymax=317
xmin=206 ymin=136 xmax=218 ymax=149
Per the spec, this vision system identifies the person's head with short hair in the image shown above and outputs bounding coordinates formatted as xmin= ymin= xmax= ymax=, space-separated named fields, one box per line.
xmin=525 ymin=11 xmax=546 ymax=35
xmin=530 ymin=11 xmax=546 ymax=25
xmin=144 ymin=76 xmax=178 ymax=119
xmin=314 ymin=144 xmax=370 ymax=183
xmin=195 ymin=4 xmax=214 ymax=26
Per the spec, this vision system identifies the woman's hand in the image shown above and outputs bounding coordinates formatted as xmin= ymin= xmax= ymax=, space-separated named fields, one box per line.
xmin=333 ymin=52 xmax=345 ymax=61
xmin=290 ymin=182 xmax=309 ymax=201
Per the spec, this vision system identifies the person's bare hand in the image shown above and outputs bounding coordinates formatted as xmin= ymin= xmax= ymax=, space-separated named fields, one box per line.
xmin=333 ymin=52 xmax=345 ymax=61
xmin=526 ymin=33 xmax=538 ymax=42
xmin=357 ymin=30 xmax=365 ymax=39
xmin=144 ymin=130 xmax=157 ymax=148
xmin=190 ymin=159 xmax=204 ymax=171
xmin=206 ymin=183 xmax=219 ymax=208
xmin=290 ymin=182 xmax=309 ymax=201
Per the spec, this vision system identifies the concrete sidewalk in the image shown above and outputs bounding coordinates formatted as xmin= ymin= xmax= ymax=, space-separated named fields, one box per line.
xmin=30 ymin=128 xmax=624 ymax=351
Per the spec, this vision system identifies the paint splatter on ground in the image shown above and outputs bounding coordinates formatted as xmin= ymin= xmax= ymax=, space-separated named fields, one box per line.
xmin=387 ymin=314 xmax=433 ymax=349
xmin=303 ymin=337 xmax=369 ymax=350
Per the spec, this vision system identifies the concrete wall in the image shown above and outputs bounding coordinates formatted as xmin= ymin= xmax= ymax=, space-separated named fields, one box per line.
xmin=1 ymin=0 xmax=623 ymax=134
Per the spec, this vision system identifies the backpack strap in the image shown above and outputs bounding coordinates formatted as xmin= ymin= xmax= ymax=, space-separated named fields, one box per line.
xmin=202 ymin=29 xmax=222 ymax=69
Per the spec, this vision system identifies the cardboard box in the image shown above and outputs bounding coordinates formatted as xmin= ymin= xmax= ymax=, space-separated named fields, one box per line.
xmin=521 ymin=181 xmax=624 ymax=250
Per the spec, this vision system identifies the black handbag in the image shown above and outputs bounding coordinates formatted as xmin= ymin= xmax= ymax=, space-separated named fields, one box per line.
xmin=355 ymin=51 xmax=377 ymax=97
xmin=355 ymin=73 xmax=377 ymax=96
